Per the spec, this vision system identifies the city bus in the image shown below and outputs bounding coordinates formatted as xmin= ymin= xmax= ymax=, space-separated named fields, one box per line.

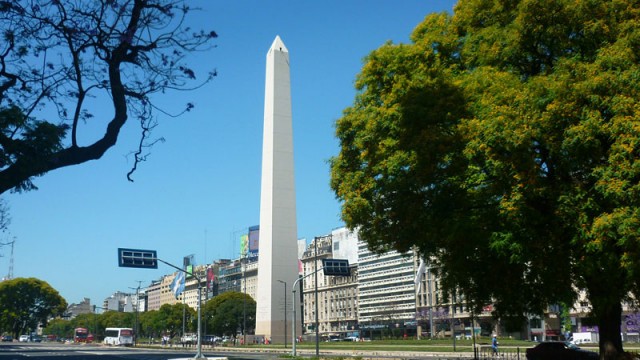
xmin=103 ymin=328 xmax=134 ymax=346
xmin=74 ymin=328 xmax=91 ymax=343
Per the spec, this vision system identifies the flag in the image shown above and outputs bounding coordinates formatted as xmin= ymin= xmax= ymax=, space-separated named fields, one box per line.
xmin=206 ymin=267 xmax=215 ymax=290
xmin=171 ymin=271 xmax=185 ymax=299
xmin=414 ymin=258 xmax=426 ymax=294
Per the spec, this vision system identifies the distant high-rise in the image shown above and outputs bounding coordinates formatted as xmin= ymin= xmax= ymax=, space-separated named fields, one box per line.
xmin=255 ymin=36 xmax=300 ymax=344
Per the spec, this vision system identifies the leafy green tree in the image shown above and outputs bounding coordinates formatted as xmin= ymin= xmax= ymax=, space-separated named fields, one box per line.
xmin=70 ymin=313 xmax=98 ymax=338
xmin=158 ymin=303 xmax=195 ymax=339
xmin=204 ymin=291 xmax=255 ymax=337
xmin=99 ymin=310 xmax=134 ymax=329
xmin=42 ymin=318 xmax=73 ymax=339
xmin=78 ymin=310 xmax=133 ymax=340
xmin=139 ymin=310 xmax=163 ymax=339
xmin=0 ymin=277 xmax=67 ymax=338
xmin=0 ymin=0 xmax=217 ymax=194
xmin=330 ymin=1 xmax=640 ymax=358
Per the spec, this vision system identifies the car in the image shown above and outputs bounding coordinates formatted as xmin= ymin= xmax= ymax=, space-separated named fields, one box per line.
xmin=526 ymin=341 xmax=599 ymax=360
xmin=180 ymin=333 xmax=197 ymax=345
xmin=19 ymin=335 xmax=29 ymax=342
xmin=1 ymin=335 xmax=12 ymax=342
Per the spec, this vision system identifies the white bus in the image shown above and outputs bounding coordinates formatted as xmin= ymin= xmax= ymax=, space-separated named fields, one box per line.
xmin=103 ymin=328 xmax=134 ymax=346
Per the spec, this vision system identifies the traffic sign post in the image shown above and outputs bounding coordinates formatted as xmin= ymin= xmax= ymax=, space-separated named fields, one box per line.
xmin=322 ymin=258 xmax=350 ymax=276
xmin=117 ymin=248 xmax=206 ymax=359
xmin=292 ymin=258 xmax=351 ymax=357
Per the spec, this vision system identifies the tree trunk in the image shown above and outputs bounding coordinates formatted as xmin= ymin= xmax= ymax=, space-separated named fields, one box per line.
xmin=597 ymin=302 xmax=623 ymax=360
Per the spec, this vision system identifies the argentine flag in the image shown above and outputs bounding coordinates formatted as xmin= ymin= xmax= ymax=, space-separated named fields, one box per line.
xmin=171 ymin=271 xmax=186 ymax=299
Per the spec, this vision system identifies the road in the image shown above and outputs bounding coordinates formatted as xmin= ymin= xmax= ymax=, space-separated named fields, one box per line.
xmin=0 ymin=342 xmax=276 ymax=360
xmin=0 ymin=341 xmax=520 ymax=359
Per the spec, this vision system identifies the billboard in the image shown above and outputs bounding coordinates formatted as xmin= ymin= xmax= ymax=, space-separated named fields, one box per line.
xmin=626 ymin=314 xmax=640 ymax=333
xmin=248 ymin=225 xmax=259 ymax=255
xmin=240 ymin=234 xmax=248 ymax=257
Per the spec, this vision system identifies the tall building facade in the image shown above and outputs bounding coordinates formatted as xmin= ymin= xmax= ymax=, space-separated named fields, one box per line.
xmin=301 ymin=228 xmax=359 ymax=336
xmin=357 ymin=242 xmax=418 ymax=338
xmin=218 ymin=257 xmax=259 ymax=301
xmin=146 ymin=273 xmax=183 ymax=311
xmin=255 ymin=36 xmax=301 ymax=343
xmin=103 ymin=291 xmax=135 ymax=312
xmin=66 ymin=298 xmax=92 ymax=318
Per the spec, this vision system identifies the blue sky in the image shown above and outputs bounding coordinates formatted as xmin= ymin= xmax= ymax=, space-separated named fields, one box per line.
xmin=0 ymin=1 xmax=457 ymax=306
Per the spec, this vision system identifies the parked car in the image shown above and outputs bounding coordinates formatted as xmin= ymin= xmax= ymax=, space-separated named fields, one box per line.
xmin=526 ymin=341 xmax=598 ymax=360
xmin=180 ymin=333 xmax=197 ymax=345
xmin=19 ymin=335 xmax=29 ymax=342
xmin=1 ymin=335 xmax=12 ymax=342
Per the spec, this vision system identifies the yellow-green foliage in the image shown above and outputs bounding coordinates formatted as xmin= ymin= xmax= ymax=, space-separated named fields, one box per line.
xmin=331 ymin=0 xmax=640 ymax=355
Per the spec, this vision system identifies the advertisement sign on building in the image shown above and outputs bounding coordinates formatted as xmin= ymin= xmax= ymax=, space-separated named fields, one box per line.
xmin=248 ymin=225 xmax=259 ymax=255
xmin=626 ymin=314 xmax=640 ymax=333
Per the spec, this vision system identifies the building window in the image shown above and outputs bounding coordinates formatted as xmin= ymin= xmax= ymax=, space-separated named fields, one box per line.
xmin=530 ymin=318 xmax=542 ymax=328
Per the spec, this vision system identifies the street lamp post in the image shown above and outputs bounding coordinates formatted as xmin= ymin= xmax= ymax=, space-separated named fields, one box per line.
xmin=128 ymin=282 xmax=141 ymax=346
xmin=291 ymin=266 xmax=324 ymax=357
xmin=242 ymin=256 xmax=247 ymax=346
xmin=314 ymin=237 xmax=319 ymax=358
xmin=277 ymin=280 xmax=287 ymax=348
xmin=92 ymin=305 xmax=109 ymax=344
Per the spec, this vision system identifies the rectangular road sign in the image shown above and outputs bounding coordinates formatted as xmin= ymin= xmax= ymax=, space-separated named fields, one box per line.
xmin=322 ymin=258 xmax=350 ymax=276
xmin=118 ymin=248 xmax=158 ymax=269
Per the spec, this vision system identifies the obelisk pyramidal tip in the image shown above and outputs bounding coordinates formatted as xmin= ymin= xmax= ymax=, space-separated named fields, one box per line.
xmin=270 ymin=35 xmax=288 ymax=53
xmin=255 ymin=36 xmax=300 ymax=344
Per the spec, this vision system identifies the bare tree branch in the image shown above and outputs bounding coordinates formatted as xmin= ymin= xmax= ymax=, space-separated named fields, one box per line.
xmin=0 ymin=0 xmax=217 ymax=193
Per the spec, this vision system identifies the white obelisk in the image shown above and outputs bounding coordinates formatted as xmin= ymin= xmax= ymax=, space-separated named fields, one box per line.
xmin=255 ymin=36 xmax=300 ymax=344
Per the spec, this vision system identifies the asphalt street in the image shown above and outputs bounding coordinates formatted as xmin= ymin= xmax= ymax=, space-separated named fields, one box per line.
xmin=0 ymin=342 xmax=269 ymax=360
xmin=0 ymin=342 xmax=489 ymax=359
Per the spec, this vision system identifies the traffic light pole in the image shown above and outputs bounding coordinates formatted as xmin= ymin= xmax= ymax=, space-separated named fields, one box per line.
xmin=117 ymin=249 xmax=206 ymax=360
xmin=154 ymin=258 xmax=206 ymax=360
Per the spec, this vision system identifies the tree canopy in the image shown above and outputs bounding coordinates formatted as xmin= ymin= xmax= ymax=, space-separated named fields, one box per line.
xmin=0 ymin=0 xmax=217 ymax=194
xmin=204 ymin=291 xmax=255 ymax=337
xmin=139 ymin=309 xmax=163 ymax=339
xmin=0 ymin=277 xmax=67 ymax=338
xmin=330 ymin=0 xmax=640 ymax=358
xmin=158 ymin=302 xmax=195 ymax=339
xmin=100 ymin=310 xmax=134 ymax=329
xmin=43 ymin=309 xmax=156 ymax=341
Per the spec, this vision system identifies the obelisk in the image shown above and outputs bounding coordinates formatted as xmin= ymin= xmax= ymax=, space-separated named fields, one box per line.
xmin=255 ymin=36 xmax=300 ymax=344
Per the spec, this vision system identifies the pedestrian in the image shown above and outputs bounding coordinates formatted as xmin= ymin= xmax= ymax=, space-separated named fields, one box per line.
xmin=492 ymin=334 xmax=499 ymax=356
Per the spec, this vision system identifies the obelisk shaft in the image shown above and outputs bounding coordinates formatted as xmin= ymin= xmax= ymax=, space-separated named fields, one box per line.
xmin=255 ymin=36 xmax=300 ymax=344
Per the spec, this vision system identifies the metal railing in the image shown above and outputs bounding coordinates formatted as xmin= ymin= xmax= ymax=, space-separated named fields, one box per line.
xmin=476 ymin=346 xmax=524 ymax=359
